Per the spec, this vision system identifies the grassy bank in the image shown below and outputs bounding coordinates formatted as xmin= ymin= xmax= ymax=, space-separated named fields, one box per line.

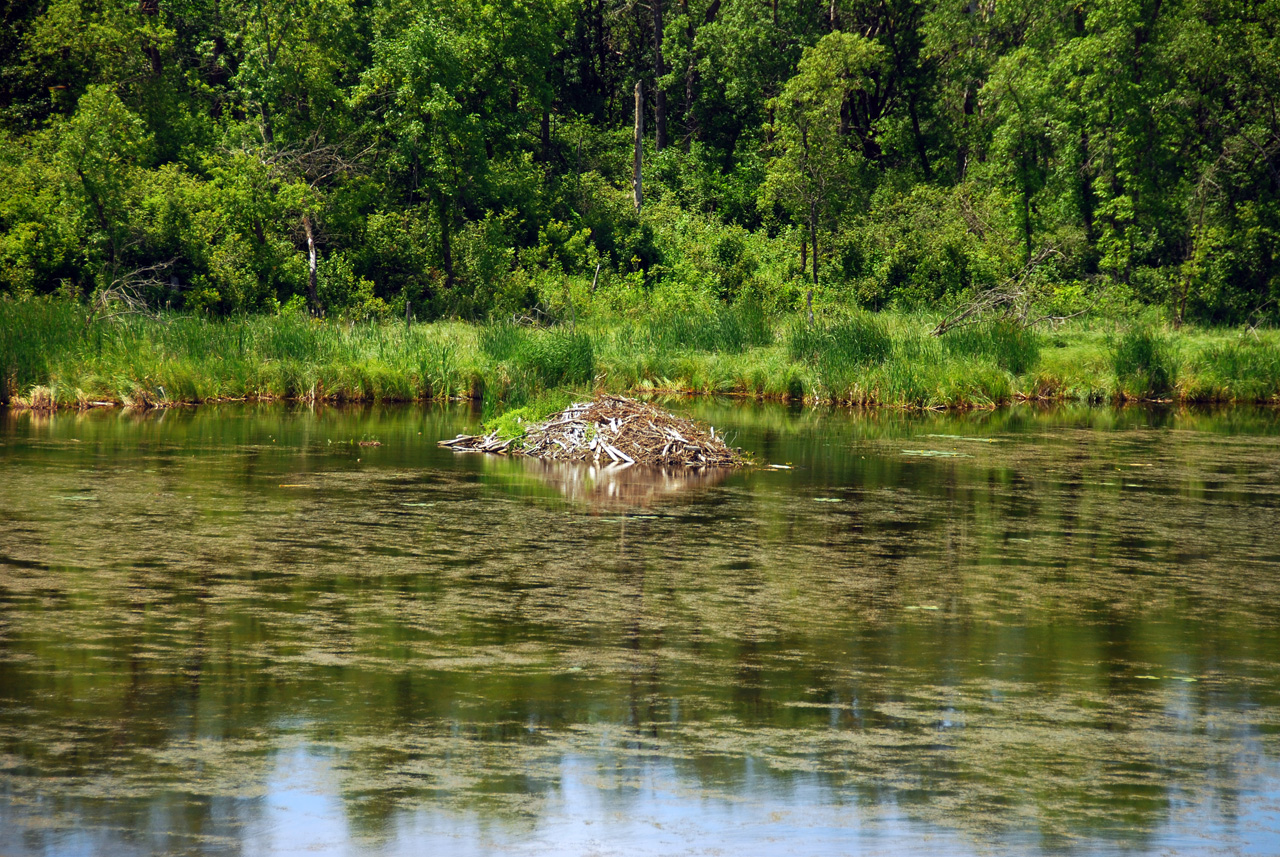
xmin=4 ymin=299 xmax=1280 ymax=411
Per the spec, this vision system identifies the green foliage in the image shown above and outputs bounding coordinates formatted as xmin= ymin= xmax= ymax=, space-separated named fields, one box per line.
xmin=319 ymin=253 xmax=388 ymax=320
xmin=635 ymin=302 xmax=772 ymax=355
xmin=0 ymin=297 xmax=85 ymax=402
xmin=942 ymin=320 xmax=1041 ymax=375
xmin=1112 ymin=328 xmax=1178 ymax=399
xmin=787 ymin=313 xmax=892 ymax=387
xmin=844 ymin=185 xmax=1017 ymax=308
xmin=762 ymin=31 xmax=883 ymax=286
xmin=0 ymin=0 xmax=1276 ymax=325
xmin=480 ymin=323 xmax=595 ymax=390
xmin=482 ymin=388 xmax=581 ymax=444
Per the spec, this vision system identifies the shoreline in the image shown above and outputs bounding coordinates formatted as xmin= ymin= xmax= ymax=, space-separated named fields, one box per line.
xmin=5 ymin=304 xmax=1280 ymax=414
xmin=3 ymin=386 xmax=1271 ymax=414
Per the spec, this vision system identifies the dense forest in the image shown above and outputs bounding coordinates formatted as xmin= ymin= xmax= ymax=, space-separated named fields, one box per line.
xmin=1 ymin=0 xmax=1277 ymax=324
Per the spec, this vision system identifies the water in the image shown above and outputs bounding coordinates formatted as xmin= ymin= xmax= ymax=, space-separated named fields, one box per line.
xmin=2 ymin=401 xmax=1280 ymax=856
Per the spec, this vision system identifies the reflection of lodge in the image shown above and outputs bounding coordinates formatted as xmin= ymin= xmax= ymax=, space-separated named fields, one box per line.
xmin=497 ymin=456 xmax=732 ymax=508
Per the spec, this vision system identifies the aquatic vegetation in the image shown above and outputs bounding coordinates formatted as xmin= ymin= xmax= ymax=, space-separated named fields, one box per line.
xmin=787 ymin=311 xmax=892 ymax=369
xmin=640 ymin=301 xmax=773 ymax=354
xmin=1182 ymin=336 xmax=1280 ymax=403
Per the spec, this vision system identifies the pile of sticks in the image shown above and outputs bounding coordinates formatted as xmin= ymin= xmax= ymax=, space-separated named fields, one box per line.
xmin=439 ymin=394 xmax=747 ymax=468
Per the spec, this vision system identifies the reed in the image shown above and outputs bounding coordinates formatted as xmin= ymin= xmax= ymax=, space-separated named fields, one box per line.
xmin=1111 ymin=327 xmax=1178 ymax=400
xmin=1181 ymin=336 xmax=1280 ymax=403
xmin=642 ymin=301 xmax=772 ymax=354
xmin=5 ymin=297 xmax=1280 ymax=410
xmin=0 ymin=299 xmax=87 ymax=403
xmin=940 ymin=319 xmax=1041 ymax=375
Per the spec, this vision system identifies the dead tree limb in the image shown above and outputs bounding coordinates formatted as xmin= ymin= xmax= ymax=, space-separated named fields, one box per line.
xmin=91 ymin=259 xmax=177 ymax=322
xmin=931 ymin=245 xmax=1063 ymax=336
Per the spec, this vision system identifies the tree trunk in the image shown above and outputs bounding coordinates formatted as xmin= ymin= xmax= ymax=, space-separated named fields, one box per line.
xmin=438 ymin=195 xmax=455 ymax=289
xmin=681 ymin=0 xmax=696 ymax=146
xmin=1079 ymin=128 xmax=1095 ymax=246
xmin=653 ymin=0 xmax=667 ymax=151
xmin=634 ymin=82 xmax=644 ymax=213
xmin=809 ymin=200 xmax=819 ymax=289
xmin=303 ymin=213 xmax=319 ymax=315
xmin=540 ymin=108 xmax=551 ymax=162
xmin=1021 ymin=179 xmax=1033 ymax=264
xmin=138 ymin=0 xmax=162 ymax=76
xmin=907 ymin=90 xmax=931 ymax=180
xmin=260 ymin=103 xmax=275 ymax=144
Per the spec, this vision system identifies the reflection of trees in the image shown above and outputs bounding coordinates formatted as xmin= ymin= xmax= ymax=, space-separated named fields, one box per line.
xmin=1 ymin=404 xmax=1280 ymax=851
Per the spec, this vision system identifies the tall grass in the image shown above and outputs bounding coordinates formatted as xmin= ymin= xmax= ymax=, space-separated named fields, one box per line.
xmin=787 ymin=313 xmax=891 ymax=369
xmin=1183 ymin=337 xmax=1280 ymax=402
xmin=0 ymin=298 xmax=88 ymax=403
xmin=940 ymin=319 xmax=1041 ymax=375
xmin=479 ymin=322 xmax=594 ymax=386
xmin=645 ymin=301 xmax=772 ymax=354
xmin=1112 ymin=327 xmax=1178 ymax=399
xmin=5 ymin=298 xmax=1280 ymax=409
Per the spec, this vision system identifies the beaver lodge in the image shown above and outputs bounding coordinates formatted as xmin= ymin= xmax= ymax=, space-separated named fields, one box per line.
xmin=439 ymin=395 xmax=748 ymax=468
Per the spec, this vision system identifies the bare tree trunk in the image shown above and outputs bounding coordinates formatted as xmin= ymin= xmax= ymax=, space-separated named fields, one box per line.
xmin=303 ymin=213 xmax=319 ymax=315
xmin=438 ymin=195 xmax=455 ymax=289
xmin=681 ymin=0 xmax=696 ymax=147
xmin=653 ymin=0 xmax=667 ymax=151
xmin=634 ymin=82 xmax=644 ymax=213
xmin=138 ymin=0 xmax=162 ymax=75
xmin=809 ymin=200 xmax=819 ymax=289
xmin=907 ymin=90 xmax=931 ymax=180
xmin=800 ymin=232 xmax=807 ymax=276
xmin=260 ymin=104 xmax=274 ymax=144
xmin=541 ymin=108 xmax=551 ymax=162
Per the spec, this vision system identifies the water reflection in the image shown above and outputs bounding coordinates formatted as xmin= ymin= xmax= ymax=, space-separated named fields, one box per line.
xmin=485 ymin=456 xmax=733 ymax=509
xmin=1 ymin=403 xmax=1280 ymax=855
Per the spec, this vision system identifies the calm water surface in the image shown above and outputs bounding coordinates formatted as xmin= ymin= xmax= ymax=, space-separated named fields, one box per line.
xmin=2 ymin=402 xmax=1280 ymax=856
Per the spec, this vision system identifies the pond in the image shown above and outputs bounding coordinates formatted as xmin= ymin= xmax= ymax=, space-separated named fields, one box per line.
xmin=2 ymin=401 xmax=1280 ymax=856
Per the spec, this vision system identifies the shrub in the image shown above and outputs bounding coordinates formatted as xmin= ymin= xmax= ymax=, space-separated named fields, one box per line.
xmin=319 ymin=252 xmax=388 ymax=320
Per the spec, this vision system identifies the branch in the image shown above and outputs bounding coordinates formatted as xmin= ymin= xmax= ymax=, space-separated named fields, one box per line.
xmin=261 ymin=130 xmax=376 ymax=187
xmin=931 ymin=245 xmax=1061 ymax=336
xmin=92 ymin=259 xmax=177 ymax=322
